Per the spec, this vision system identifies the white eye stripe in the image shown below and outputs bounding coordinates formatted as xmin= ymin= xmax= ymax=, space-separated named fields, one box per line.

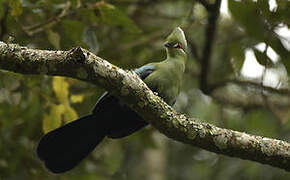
xmin=170 ymin=43 xmax=186 ymax=53
xmin=173 ymin=43 xmax=179 ymax=48
xmin=177 ymin=27 xmax=185 ymax=40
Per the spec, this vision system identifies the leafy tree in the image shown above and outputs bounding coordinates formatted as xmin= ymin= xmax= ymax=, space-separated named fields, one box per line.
xmin=0 ymin=0 xmax=290 ymax=179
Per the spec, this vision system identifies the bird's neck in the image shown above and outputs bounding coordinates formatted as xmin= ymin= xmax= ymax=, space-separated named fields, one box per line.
xmin=162 ymin=55 xmax=186 ymax=76
xmin=166 ymin=50 xmax=187 ymax=64
xmin=165 ymin=53 xmax=186 ymax=67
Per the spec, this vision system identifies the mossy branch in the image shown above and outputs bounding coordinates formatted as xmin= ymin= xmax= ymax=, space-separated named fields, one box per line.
xmin=1 ymin=41 xmax=290 ymax=171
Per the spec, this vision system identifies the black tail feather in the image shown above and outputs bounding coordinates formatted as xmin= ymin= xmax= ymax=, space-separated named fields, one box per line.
xmin=37 ymin=114 xmax=105 ymax=173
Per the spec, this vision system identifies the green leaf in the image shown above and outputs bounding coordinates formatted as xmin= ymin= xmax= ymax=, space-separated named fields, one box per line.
xmin=61 ymin=20 xmax=85 ymax=46
xmin=47 ymin=29 xmax=61 ymax=49
xmin=269 ymin=35 xmax=289 ymax=58
xmin=228 ymin=0 xmax=266 ymax=40
xmin=79 ymin=9 xmax=101 ymax=23
xmin=42 ymin=103 xmax=78 ymax=133
xmin=268 ymin=37 xmax=290 ymax=72
xmin=97 ymin=2 xmax=141 ymax=33
xmin=52 ymin=77 xmax=69 ymax=104
xmin=42 ymin=104 xmax=64 ymax=133
xmin=229 ymin=42 xmax=245 ymax=73
xmin=276 ymin=0 xmax=290 ymax=26
xmin=281 ymin=56 xmax=290 ymax=74
xmin=70 ymin=94 xmax=84 ymax=104
xmin=63 ymin=105 xmax=78 ymax=123
xmin=9 ymin=0 xmax=22 ymax=16
xmin=253 ymin=49 xmax=274 ymax=67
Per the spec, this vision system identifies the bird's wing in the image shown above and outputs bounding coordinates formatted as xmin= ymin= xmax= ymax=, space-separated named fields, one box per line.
xmin=134 ymin=64 xmax=155 ymax=80
xmin=92 ymin=64 xmax=156 ymax=113
xmin=92 ymin=64 xmax=156 ymax=139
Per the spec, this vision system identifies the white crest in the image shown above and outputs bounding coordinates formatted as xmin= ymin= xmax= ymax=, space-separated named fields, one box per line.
xmin=177 ymin=27 xmax=186 ymax=41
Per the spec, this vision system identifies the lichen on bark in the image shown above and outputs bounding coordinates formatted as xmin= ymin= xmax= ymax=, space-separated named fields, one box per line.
xmin=1 ymin=41 xmax=290 ymax=171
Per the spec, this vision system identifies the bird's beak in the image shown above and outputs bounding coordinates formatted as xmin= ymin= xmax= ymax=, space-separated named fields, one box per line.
xmin=164 ymin=42 xmax=171 ymax=48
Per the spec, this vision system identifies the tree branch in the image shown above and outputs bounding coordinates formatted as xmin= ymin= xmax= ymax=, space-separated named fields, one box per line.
xmin=1 ymin=41 xmax=290 ymax=171
xmin=213 ymin=79 xmax=290 ymax=96
xmin=211 ymin=79 xmax=290 ymax=110
xmin=18 ymin=2 xmax=72 ymax=36
xmin=199 ymin=0 xmax=221 ymax=94
xmin=196 ymin=0 xmax=212 ymax=11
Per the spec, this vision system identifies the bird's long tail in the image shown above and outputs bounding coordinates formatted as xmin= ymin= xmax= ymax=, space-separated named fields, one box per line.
xmin=37 ymin=114 xmax=105 ymax=173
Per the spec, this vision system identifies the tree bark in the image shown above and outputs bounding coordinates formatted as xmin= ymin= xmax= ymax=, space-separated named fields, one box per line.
xmin=1 ymin=41 xmax=290 ymax=171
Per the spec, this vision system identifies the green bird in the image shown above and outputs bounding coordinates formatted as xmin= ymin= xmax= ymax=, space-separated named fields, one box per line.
xmin=37 ymin=27 xmax=187 ymax=173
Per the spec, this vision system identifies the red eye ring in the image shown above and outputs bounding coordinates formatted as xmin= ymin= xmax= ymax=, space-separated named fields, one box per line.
xmin=178 ymin=42 xmax=184 ymax=50
xmin=174 ymin=42 xmax=184 ymax=50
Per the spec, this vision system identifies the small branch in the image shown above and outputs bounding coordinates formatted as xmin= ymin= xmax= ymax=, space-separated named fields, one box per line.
xmin=212 ymin=79 xmax=290 ymax=96
xmin=196 ymin=0 xmax=212 ymax=11
xmin=211 ymin=79 xmax=290 ymax=110
xmin=186 ymin=72 xmax=290 ymax=109
xmin=1 ymin=41 xmax=290 ymax=171
xmin=199 ymin=0 xmax=221 ymax=94
xmin=19 ymin=2 xmax=71 ymax=36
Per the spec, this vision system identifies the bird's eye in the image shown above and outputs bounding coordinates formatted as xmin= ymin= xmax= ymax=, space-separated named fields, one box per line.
xmin=173 ymin=43 xmax=179 ymax=48
xmin=173 ymin=43 xmax=184 ymax=50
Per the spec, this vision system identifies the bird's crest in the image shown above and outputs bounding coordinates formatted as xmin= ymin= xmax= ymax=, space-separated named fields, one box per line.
xmin=166 ymin=27 xmax=187 ymax=52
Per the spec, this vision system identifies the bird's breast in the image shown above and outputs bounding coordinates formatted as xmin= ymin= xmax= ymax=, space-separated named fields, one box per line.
xmin=144 ymin=68 xmax=182 ymax=106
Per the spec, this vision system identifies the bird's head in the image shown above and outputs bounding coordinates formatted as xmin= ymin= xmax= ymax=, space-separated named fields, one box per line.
xmin=164 ymin=27 xmax=187 ymax=59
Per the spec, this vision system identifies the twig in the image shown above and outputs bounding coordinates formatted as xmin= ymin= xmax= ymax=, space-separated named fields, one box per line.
xmin=212 ymin=79 xmax=290 ymax=96
xmin=196 ymin=0 xmax=212 ymax=11
xmin=18 ymin=2 xmax=72 ymax=36
xmin=211 ymin=80 xmax=290 ymax=110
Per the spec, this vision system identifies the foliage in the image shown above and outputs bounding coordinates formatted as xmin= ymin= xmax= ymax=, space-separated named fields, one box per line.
xmin=0 ymin=0 xmax=289 ymax=179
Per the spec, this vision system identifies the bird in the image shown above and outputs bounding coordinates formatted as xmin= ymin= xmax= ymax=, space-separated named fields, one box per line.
xmin=37 ymin=27 xmax=187 ymax=173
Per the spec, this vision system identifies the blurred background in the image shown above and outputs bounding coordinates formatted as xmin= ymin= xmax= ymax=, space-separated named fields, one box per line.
xmin=0 ymin=0 xmax=290 ymax=179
